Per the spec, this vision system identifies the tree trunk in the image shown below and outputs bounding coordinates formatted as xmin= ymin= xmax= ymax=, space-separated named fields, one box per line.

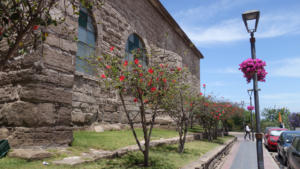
xmin=190 ymin=114 xmax=194 ymax=129
xmin=178 ymin=134 xmax=184 ymax=153
xmin=179 ymin=119 xmax=188 ymax=153
xmin=213 ymin=123 xmax=218 ymax=139
xmin=143 ymin=141 xmax=150 ymax=167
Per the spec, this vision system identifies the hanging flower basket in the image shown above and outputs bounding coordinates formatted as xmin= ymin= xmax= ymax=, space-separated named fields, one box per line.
xmin=239 ymin=58 xmax=267 ymax=83
xmin=247 ymin=106 xmax=254 ymax=111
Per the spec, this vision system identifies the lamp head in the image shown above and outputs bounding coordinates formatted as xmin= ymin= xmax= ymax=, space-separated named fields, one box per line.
xmin=242 ymin=10 xmax=260 ymax=33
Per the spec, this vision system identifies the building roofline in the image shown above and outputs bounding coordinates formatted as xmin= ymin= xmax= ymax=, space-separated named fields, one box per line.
xmin=148 ymin=0 xmax=204 ymax=59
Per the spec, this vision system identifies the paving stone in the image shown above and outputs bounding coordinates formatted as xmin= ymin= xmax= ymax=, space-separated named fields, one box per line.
xmin=8 ymin=149 xmax=53 ymax=160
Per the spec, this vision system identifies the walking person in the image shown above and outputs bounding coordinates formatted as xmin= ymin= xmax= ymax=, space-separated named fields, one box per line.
xmin=244 ymin=124 xmax=251 ymax=140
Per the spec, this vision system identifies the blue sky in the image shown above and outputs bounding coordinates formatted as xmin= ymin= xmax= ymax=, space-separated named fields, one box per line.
xmin=161 ymin=0 xmax=300 ymax=112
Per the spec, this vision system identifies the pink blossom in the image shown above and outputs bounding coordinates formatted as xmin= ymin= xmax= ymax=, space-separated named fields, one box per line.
xmin=239 ymin=58 xmax=267 ymax=83
xmin=247 ymin=106 xmax=255 ymax=111
xmin=119 ymin=75 xmax=125 ymax=81
xmin=110 ymin=46 xmax=114 ymax=51
xmin=148 ymin=68 xmax=154 ymax=74
xmin=124 ymin=60 xmax=128 ymax=67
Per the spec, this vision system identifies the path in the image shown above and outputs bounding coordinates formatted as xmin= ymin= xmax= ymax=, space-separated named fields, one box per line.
xmin=221 ymin=132 xmax=279 ymax=169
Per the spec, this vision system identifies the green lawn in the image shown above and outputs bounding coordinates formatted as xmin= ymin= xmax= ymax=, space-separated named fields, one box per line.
xmin=188 ymin=125 xmax=204 ymax=133
xmin=0 ymin=128 xmax=234 ymax=169
xmin=72 ymin=128 xmax=179 ymax=151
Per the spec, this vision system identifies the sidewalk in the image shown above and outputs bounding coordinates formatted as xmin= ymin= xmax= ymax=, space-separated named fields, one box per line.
xmin=221 ymin=132 xmax=278 ymax=169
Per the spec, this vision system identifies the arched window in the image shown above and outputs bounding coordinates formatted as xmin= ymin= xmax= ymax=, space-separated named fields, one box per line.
xmin=125 ymin=34 xmax=148 ymax=67
xmin=76 ymin=7 xmax=96 ymax=74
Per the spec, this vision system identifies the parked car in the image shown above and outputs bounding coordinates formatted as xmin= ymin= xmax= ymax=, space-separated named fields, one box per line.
xmin=265 ymin=127 xmax=281 ymax=134
xmin=264 ymin=127 xmax=281 ymax=141
xmin=287 ymin=136 xmax=300 ymax=169
xmin=277 ymin=131 xmax=300 ymax=164
xmin=264 ymin=128 xmax=288 ymax=151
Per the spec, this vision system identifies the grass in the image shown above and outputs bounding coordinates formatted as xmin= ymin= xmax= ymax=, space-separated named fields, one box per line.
xmin=188 ymin=125 xmax=204 ymax=133
xmin=71 ymin=128 xmax=178 ymax=151
xmin=0 ymin=128 xmax=234 ymax=169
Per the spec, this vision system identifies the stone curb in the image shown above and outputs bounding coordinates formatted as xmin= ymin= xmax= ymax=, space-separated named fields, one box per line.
xmin=53 ymin=135 xmax=196 ymax=166
xmin=181 ymin=137 xmax=237 ymax=169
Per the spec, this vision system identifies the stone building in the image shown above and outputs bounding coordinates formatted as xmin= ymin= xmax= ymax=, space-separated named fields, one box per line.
xmin=0 ymin=0 xmax=203 ymax=148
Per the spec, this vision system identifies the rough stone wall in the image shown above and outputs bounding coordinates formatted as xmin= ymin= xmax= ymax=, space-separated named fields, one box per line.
xmin=0 ymin=1 xmax=76 ymax=147
xmin=0 ymin=0 xmax=201 ymax=147
xmin=71 ymin=0 xmax=201 ymax=127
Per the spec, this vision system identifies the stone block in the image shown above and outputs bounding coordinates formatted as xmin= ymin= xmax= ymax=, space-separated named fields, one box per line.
xmin=45 ymin=34 xmax=77 ymax=53
xmin=8 ymin=149 xmax=53 ymax=160
xmin=72 ymin=92 xmax=97 ymax=104
xmin=155 ymin=116 xmax=173 ymax=125
xmin=102 ymin=111 xmax=120 ymax=123
xmin=0 ymin=128 xmax=9 ymax=139
xmin=19 ymin=83 xmax=72 ymax=104
xmin=57 ymin=106 xmax=72 ymax=126
xmin=94 ymin=125 xmax=104 ymax=132
xmin=0 ymin=85 xmax=19 ymax=103
xmin=6 ymin=127 xmax=73 ymax=148
xmin=71 ymin=109 xmax=85 ymax=125
xmin=103 ymin=104 xmax=117 ymax=112
xmin=0 ymin=101 xmax=56 ymax=127
xmin=33 ymin=69 xmax=74 ymax=88
xmin=0 ymin=69 xmax=33 ymax=86
xmin=42 ymin=46 xmax=74 ymax=73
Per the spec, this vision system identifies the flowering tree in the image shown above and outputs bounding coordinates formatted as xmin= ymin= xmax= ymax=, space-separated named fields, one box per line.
xmin=239 ymin=58 xmax=267 ymax=83
xmin=189 ymin=83 xmax=205 ymax=129
xmin=194 ymin=97 xmax=220 ymax=141
xmin=161 ymin=68 xmax=199 ymax=153
xmin=87 ymin=47 xmax=179 ymax=166
xmin=216 ymin=102 xmax=232 ymax=136
xmin=0 ymin=0 xmax=103 ymax=68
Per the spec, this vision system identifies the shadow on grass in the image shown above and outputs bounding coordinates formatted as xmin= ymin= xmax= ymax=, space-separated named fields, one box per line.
xmin=102 ymin=151 xmax=176 ymax=169
xmin=188 ymin=125 xmax=204 ymax=133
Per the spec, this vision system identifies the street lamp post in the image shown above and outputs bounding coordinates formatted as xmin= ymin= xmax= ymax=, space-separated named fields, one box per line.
xmin=248 ymin=89 xmax=255 ymax=141
xmin=242 ymin=10 xmax=264 ymax=169
xmin=241 ymin=101 xmax=245 ymax=127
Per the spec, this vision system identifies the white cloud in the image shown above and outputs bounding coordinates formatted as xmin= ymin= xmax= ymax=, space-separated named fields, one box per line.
xmin=175 ymin=0 xmax=252 ymax=23
xmin=270 ymin=58 xmax=300 ymax=78
xmin=181 ymin=11 xmax=300 ymax=45
xmin=261 ymin=92 xmax=300 ymax=112
xmin=183 ymin=19 xmax=246 ymax=45
xmin=257 ymin=13 xmax=300 ymax=38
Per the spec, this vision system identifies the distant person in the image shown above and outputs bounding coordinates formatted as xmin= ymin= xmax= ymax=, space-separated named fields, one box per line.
xmin=279 ymin=123 xmax=285 ymax=128
xmin=244 ymin=124 xmax=251 ymax=140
